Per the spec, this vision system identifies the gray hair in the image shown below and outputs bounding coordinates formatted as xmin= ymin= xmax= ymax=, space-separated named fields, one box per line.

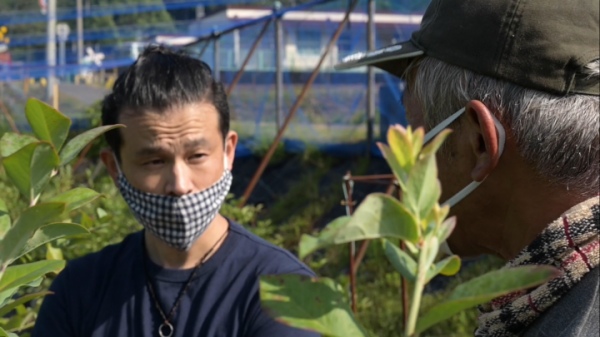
xmin=407 ymin=57 xmax=599 ymax=196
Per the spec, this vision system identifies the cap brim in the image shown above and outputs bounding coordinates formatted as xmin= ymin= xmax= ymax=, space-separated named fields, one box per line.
xmin=334 ymin=40 xmax=424 ymax=78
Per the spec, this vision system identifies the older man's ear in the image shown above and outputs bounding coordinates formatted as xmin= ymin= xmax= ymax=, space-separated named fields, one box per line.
xmin=463 ymin=100 xmax=502 ymax=182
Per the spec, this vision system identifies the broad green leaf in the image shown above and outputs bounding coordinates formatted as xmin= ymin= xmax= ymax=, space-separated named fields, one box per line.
xmin=14 ymin=223 xmax=89 ymax=262
xmin=260 ymin=274 xmax=368 ymax=337
xmin=0 ymin=260 xmax=65 ymax=293
xmin=299 ymin=193 xmax=420 ymax=259
xmin=426 ymin=255 xmax=461 ymax=283
xmin=0 ymin=200 xmax=10 ymax=240
xmin=0 ymin=133 xmax=38 ymax=158
xmin=377 ymin=143 xmax=407 ymax=186
xmin=0 ymin=288 xmax=18 ymax=308
xmin=25 ymin=99 xmax=72 ymax=151
xmin=437 ymin=216 xmax=456 ymax=244
xmin=415 ymin=265 xmax=560 ymax=333
xmin=0 ymin=291 xmax=52 ymax=317
xmin=2 ymin=142 xmax=60 ymax=201
xmin=421 ymin=129 xmax=452 ymax=158
xmin=46 ymin=244 xmax=64 ymax=260
xmin=59 ymin=124 xmax=125 ymax=165
xmin=411 ymin=127 xmax=425 ymax=159
xmin=388 ymin=125 xmax=415 ymax=171
xmin=0 ymin=327 xmax=18 ymax=337
xmin=382 ymin=239 xmax=416 ymax=283
xmin=48 ymin=188 xmax=103 ymax=213
xmin=403 ymin=152 xmax=440 ymax=221
xmin=0 ymin=202 xmax=66 ymax=267
xmin=404 ymin=241 xmax=419 ymax=256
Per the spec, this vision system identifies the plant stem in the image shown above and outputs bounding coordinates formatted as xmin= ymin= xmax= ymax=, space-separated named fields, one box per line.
xmin=405 ymin=241 xmax=428 ymax=336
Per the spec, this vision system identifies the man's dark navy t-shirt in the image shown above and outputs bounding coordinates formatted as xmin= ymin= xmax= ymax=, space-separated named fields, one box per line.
xmin=32 ymin=221 xmax=319 ymax=337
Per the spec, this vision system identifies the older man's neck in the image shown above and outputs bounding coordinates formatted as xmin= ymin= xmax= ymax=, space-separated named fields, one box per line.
xmin=144 ymin=215 xmax=230 ymax=270
xmin=497 ymin=182 xmax=591 ymax=261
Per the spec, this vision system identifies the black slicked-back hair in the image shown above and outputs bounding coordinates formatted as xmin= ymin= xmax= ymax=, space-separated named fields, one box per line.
xmin=101 ymin=44 xmax=229 ymax=161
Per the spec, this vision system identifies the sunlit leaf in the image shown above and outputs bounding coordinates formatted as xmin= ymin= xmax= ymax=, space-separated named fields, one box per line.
xmin=403 ymin=153 xmax=440 ymax=222
xmin=377 ymin=143 xmax=407 ymax=186
xmin=0 ymin=260 xmax=65 ymax=293
xmin=0 ymin=200 xmax=10 ymax=240
xmin=437 ymin=216 xmax=456 ymax=244
xmin=1 ymin=142 xmax=59 ymax=201
xmin=48 ymin=187 xmax=103 ymax=213
xmin=0 ymin=327 xmax=18 ymax=337
xmin=0 ymin=291 xmax=52 ymax=317
xmin=421 ymin=129 xmax=452 ymax=158
xmin=299 ymin=194 xmax=420 ymax=259
xmin=388 ymin=125 xmax=415 ymax=171
xmin=0 ymin=203 xmax=65 ymax=267
xmin=25 ymin=98 xmax=72 ymax=151
xmin=14 ymin=223 xmax=89 ymax=262
xmin=412 ymin=127 xmax=425 ymax=159
xmin=426 ymin=255 xmax=461 ymax=283
xmin=260 ymin=274 xmax=367 ymax=337
xmin=59 ymin=125 xmax=125 ymax=165
xmin=416 ymin=266 xmax=560 ymax=333
xmin=0 ymin=133 xmax=37 ymax=158
xmin=46 ymin=244 xmax=64 ymax=261
xmin=382 ymin=239 xmax=416 ymax=283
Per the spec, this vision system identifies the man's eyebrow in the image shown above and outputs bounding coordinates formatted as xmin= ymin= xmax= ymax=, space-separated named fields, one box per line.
xmin=135 ymin=146 xmax=166 ymax=157
xmin=183 ymin=138 xmax=209 ymax=150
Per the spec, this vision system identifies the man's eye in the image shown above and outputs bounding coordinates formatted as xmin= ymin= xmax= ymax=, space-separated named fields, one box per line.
xmin=190 ymin=153 xmax=206 ymax=160
xmin=144 ymin=159 xmax=164 ymax=166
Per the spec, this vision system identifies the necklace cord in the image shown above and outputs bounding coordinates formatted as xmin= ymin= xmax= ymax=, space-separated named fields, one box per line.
xmin=142 ymin=228 xmax=230 ymax=328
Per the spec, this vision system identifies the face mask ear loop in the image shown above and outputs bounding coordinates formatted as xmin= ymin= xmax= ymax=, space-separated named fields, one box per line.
xmin=440 ymin=114 xmax=506 ymax=208
xmin=112 ymin=152 xmax=123 ymax=176
xmin=423 ymin=108 xmax=466 ymax=144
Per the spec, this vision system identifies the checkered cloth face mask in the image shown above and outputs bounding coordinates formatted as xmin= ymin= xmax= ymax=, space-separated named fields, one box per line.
xmin=116 ymin=162 xmax=233 ymax=252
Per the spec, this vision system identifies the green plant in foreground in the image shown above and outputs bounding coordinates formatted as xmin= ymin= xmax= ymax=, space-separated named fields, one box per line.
xmin=258 ymin=125 xmax=560 ymax=337
xmin=0 ymin=98 xmax=123 ymax=336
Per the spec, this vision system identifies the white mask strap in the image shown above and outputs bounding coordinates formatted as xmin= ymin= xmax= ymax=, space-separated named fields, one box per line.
xmin=423 ymin=107 xmax=506 ymax=208
xmin=112 ymin=152 xmax=123 ymax=175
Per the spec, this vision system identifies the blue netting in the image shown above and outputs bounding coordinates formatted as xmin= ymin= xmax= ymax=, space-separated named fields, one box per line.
xmin=1 ymin=0 xmax=424 ymax=159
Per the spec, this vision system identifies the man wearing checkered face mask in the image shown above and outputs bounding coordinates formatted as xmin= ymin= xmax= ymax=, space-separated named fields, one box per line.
xmin=33 ymin=45 xmax=319 ymax=337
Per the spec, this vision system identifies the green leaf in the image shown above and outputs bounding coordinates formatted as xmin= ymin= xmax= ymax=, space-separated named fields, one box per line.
xmin=298 ymin=193 xmax=420 ymax=259
xmin=59 ymin=125 xmax=125 ymax=165
xmin=437 ymin=216 xmax=456 ymax=244
xmin=415 ymin=265 xmax=560 ymax=333
xmin=0 ymin=202 xmax=66 ymax=267
xmin=377 ymin=143 xmax=407 ymax=186
xmin=0 ymin=288 xmax=19 ymax=308
xmin=25 ymin=99 xmax=72 ymax=151
xmin=0 ymin=260 xmax=65 ymax=293
xmin=388 ymin=125 xmax=415 ymax=169
xmin=48 ymin=188 xmax=103 ymax=213
xmin=0 ymin=291 xmax=52 ymax=317
xmin=14 ymin=223 xmax=89 ymax=261
xmin=46 ymin=244 xmax=63 ymax=260
xmin=421 ymin=129 xmax=452 ymax=158
xmin=403 ymin=152 xmax=440 ymax=221
xmin=260 ymin=274 xmax=368 ymax=337
xmin=0 ymin=133 xmax=38 ymax=158
xmin=0 ymin=200 xmax=10 ymax=241
xmin=426 ymin=255 xmax=461 ymax=283
xmin=1 ymin=142 xmax=60 ymax=202
xmin=0 ymin=327 xmax=18 ymax=337
xmin=382 ymin=239 xmax=416 ymax=283
xmin=411 ymin=127 xmax=425 ymax=159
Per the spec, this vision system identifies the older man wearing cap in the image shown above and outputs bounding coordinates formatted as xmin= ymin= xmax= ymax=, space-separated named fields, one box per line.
xmin=337 ymin=0 xmax=599 ymax=336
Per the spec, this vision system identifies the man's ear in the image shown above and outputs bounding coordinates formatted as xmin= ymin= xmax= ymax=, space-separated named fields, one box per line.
xmin=100 ymin=148 xmax=119 ymax=185
xmin=464 ymin=100 xmax=501 ymax=182
xmin=225 ymin=131 xmax=238 ymax=170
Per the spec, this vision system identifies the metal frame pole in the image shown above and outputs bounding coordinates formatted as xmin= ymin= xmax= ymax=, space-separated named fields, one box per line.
xmin=226 ymin=20 xmax=272 ymax=96
xmin=343 ymin=173 xmax=358 ymax=314
xmin=366 ymin=0 xmax=376 ymax=158
xmin=46 ymin=0 xmax=57 ymax=102
xmin=239 ymin=0 xmax=360 ymax=207
xmin=77 ymin=0 xmax=84 ymax=65
xmin=213 ymin=36 xmax=221 ymax=82
xmin=274 ymin=2 xmax=284 ymax=130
